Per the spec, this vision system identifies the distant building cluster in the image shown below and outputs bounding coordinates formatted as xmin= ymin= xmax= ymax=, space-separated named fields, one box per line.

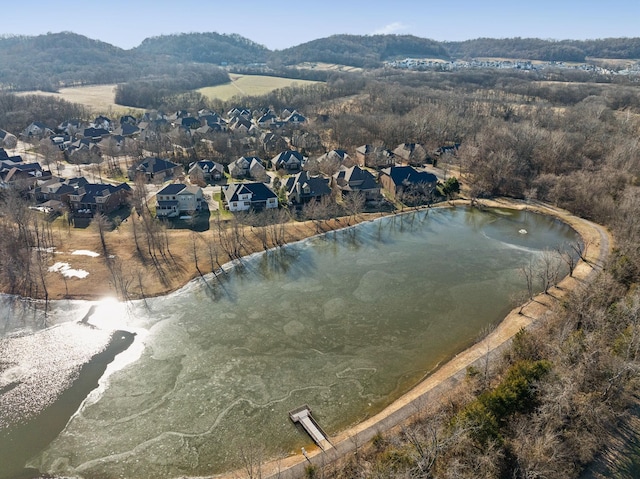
xmin=384 ymin=58 xmax=640 ymax=76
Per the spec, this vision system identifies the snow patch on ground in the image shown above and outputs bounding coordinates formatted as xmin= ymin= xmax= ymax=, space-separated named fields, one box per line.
xmin=48 ymin=262 xmax=89 ymax=279
xmin=71 ymin=250 xmax=100 ymax=257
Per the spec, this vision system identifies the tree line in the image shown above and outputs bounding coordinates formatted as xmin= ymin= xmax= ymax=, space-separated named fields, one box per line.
xmin=2 ymin=32 xmax=640 ymax=92
xmin=113 ymin=65 xmax=229 ymax=109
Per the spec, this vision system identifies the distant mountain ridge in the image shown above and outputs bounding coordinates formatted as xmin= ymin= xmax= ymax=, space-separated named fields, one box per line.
xmin=1 ymin=31 xmax=639 ymax=91
xmin=134 ymin=32 xmax=270 ymax=65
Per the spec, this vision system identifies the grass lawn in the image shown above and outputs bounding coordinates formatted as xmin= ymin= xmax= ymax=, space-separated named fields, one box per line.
xmin=17 ymin=84 xmax=144 ymax=115
xmin=198 ymin=74 xmax=321 ymax=101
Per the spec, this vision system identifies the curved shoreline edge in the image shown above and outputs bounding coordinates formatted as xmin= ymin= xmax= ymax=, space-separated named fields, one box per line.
xmin=213 ymin=198 xmax=613 ymax=479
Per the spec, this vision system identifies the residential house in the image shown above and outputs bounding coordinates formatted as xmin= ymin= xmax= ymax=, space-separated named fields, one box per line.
xmin=155 ymin=183 xmax=204 ymax=218
xmin=222 ymin=182 xmax=278 ymax=212
xmin=0 ymin=129 xmax=17 ymax=148
xmin=228 ymin=156 xmax=267 ymax=180
xmin=179 ymin=117 xmax=201 ymax=129
xmin=227 ymin=107 xmax=252 ymax=120
xmin=281 ymin=107 xmax=296 ymax=118
xmin=433 ymin=143 xmax=460 ymax=166
xmin=435 ymin=143 xmax=460 ymax=156
xmin=128 ymin=157 xmax=182 ymax=182
xmin=65 ymin=138 xmax=102 ymax=161
xmin=0 ymin=161 xmax=51 ymax=190
xmin=312 ymin=149 xmax=352 ymax=172
xmin=168 ymin=110 xmax=189 ymax=121
xmin=35 ymin=176 xmax=89 ymax=203
xmin=285 ymin=170 xmax=332 ymax=205
xmin=228 ymin=117 xmax=259 ymax=135
xmin=80 ymin=127 xmax=110 ymax=142
xmin=259 ymin=132 xmax=288 ymax=154
xmin=272 ymin=150 xmax=305 ymax=171
xmin=199 ymin=112 xmax=227 ymax=131
xmin=379 ymin=165 xmax=437 ymax=202
xmin=120 ymin=115 xmax=138 ymax=126
xmin=393 ymin=143 xmax=429 ymax=166
xmin=21 ymin=122 xmax=53 ymax=139
xmin=57 ymin=119 xmax=84 ymax=135
xmin=333 ymin=166 xmax=380 ymax=201
xmin=68 ymin=182 xmax=132 ymax=218
xmin=356 ymin=144 xmax=394 ymax=168
xmin=92 ymin=115 xmax=113 ymax=131
xmin=290 ymin=131 xmax=323 ymax=153
xmin=194 ymin=123 xmax=223 ymax=135
xmin=141 ymin=111 xmax=167 ymax=122
xmin=285 ymin=111 xmax=307 ymax=125
xmin=188 ymin=160 xmax=224 ymax=184
xmin=113 ymin=123 xmax=140 ymax=137
xmin=50 ymin=134 xmax=72 ymax=151
xmin=257 ymin=112 xmax=277 ymax=128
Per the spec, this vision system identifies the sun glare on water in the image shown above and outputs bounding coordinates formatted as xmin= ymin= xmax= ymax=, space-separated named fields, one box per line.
xmin=87 ymin=297 xmax=130 ymax=330
xmin=84 ymin=297 xmax=148 ymax=394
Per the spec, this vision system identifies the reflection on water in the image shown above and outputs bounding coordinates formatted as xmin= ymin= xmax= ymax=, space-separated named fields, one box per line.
xmin=0 ymin=322 xmax=135 ymax=479
xmin=0 ymin=208 xmax=580 ymax=479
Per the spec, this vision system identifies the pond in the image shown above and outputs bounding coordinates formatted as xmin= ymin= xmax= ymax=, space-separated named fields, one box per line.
xmin=0 ymin=207 xmax=581 ymax=479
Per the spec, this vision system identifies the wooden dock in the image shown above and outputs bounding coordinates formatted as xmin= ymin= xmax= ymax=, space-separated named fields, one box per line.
xmin=289 ymin=405 xmax=332 ymax=451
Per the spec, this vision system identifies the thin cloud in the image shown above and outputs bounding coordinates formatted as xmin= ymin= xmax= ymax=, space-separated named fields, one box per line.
xmin=372 ymin=22 xmax=410 ymax=35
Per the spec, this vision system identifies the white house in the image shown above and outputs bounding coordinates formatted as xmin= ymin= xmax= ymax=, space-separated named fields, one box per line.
xmin=222 ymin=182 xmax=278 ymax=212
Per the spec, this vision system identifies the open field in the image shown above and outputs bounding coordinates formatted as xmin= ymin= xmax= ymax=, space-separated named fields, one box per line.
xmin=293 ymin=62 xmax=364 ymax=72
xmin=198 ymin=73 xmax=321 ymax=101
xmin=17 ymin=73 xmax=321 ymax=113
xmin=17 ymin=84 xmax=144 ymax=115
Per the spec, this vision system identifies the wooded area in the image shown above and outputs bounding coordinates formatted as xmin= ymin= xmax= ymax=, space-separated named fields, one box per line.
xmin=2 ymin=32 xmax=639 ymax=92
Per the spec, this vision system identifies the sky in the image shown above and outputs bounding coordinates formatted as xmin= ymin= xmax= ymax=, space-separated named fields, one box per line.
xmin=3 ymin=0 xmax=639 ymax=50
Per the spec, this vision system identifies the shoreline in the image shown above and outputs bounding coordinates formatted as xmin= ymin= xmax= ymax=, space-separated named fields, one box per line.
xmin=5 ymin=198 xmax=612 ymax=479
xmin=211 ymin=198 xmax=613 ymax=479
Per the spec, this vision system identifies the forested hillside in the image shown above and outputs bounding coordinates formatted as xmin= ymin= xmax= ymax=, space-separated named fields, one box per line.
xmin=0 ymin=32 xmax=230 ymax=92
xmin=0 ymin=33 xmax=138 ymax=90
xmin=272 ymin=34 xmax=450 ymax=67
xmin=446 ymin=37 xmax=640 ymax=61
xmin=134 ymin=32 xmax=270 ymax=64
xmin=1 ymin=32 xmax=639 ymax=93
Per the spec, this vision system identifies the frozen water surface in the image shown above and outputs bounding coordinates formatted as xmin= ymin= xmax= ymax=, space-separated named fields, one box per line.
xmin=0 ymin=208 xmax=580 ymax=479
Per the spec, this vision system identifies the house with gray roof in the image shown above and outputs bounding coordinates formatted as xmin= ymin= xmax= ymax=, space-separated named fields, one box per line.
xmin=128 ymin=157 xmax=182 ymax=182
xmin=356 ymin=144 xmax=394 ymax=168
xmin=188 ymin=160 xmax=224 ymax=184
xmin=68 ymin=182 xmax=132 ymax=218
xmin=228 ymin=156 xmax=266 ymax=180
xmin=285 ymin=171 xmax=332 ymax=205
xmin=155 ymin=183 xmax=203 ymax=218
xmin=379 ymin=165 xmax=437 ymax=204
xmin=272 ymin=150 xmax=306 ymax=172
xmin=333 ymin=165 xmax=380 ymax=201
xmin=285 ymin=112 xmax=307 ymax=125
xmin=393 ymin=143 xmax=429 ymax=166
xmin=21 ymin=122 xmax=53 ymax=139
xmin=222 ymin=182 xmax=278 ymax=212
